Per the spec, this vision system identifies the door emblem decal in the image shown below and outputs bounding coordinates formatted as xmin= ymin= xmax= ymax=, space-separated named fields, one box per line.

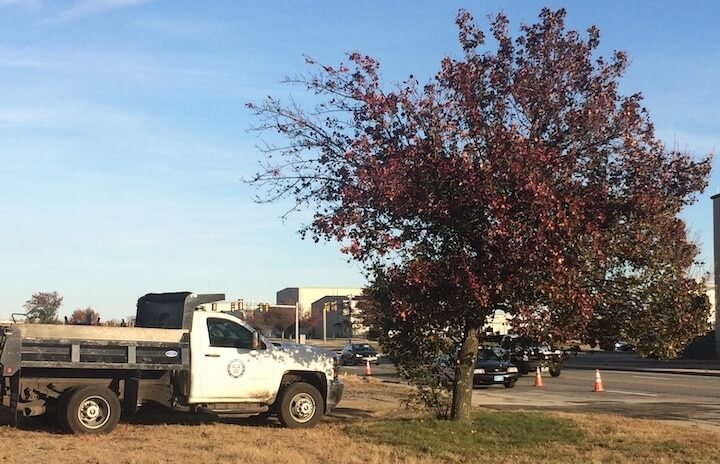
xmin=227 ymin=358 xmax=246 ymax=378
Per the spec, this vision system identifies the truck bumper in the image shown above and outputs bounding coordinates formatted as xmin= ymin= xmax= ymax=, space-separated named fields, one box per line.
xmin=326 ymin=380 xmax=344 ymax=413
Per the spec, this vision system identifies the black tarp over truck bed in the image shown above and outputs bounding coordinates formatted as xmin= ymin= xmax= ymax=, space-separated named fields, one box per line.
xmin=135 ymin=292 xmax=225 ymax=329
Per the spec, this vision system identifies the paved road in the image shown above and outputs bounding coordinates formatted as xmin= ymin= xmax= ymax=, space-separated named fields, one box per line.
xmin=565 ymin=351 xmax=720 ymax=376
xmin=341 ymin=361 xmax=720 ymax=429
xmin=339 ymin=361 xmax=398 ymax=379
xmin=474 ymin=368 xmax=720 ymax=429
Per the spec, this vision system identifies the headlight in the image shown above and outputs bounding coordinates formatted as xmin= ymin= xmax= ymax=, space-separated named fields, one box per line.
xmin=473 ymin=368 xmax=485 ymax=374
xmin=507 ymin=367 xmax=518 ymax=373
xmin=355 ymin=354 xmax=362 ymax=357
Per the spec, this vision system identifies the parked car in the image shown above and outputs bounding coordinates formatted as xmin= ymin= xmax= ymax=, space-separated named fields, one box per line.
xmin=493 ymin=335 xmax=567 ymax=377
xmin=473 ymin=348 xmax=520 ymax=388
xmin=436 ymin=348 xmax=520 ymax=389
xmin=614 ymin=341 xmax=635 ymax=352
xmin=340 ymin=342 xmax=379 ymax=366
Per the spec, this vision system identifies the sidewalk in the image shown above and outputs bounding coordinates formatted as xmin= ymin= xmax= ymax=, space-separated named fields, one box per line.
xmin=565 ymin=351 xmax=720 ymax=377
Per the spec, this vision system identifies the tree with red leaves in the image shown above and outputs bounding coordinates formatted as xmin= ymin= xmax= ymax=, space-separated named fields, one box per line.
xmin=69 ymin=307 xmax=101 ymax=325
xmin=248 ymin=9 xmax=711 ymax=421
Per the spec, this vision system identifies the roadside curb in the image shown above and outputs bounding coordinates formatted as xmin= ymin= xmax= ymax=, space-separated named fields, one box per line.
xmin=566 ymin=364 xmax=720 ymax=377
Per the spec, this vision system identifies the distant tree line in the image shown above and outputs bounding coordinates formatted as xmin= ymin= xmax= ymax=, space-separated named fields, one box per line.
xmin=22 ymin=291 xmax=132 ymax=327
xmin=243 ymin=307 xmax=317 ymax=339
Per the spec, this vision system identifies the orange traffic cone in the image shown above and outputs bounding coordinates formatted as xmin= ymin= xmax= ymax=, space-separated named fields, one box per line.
xmin=533 ymin=366 xmax=544 ymax=387
xmin=593 ymin=369 xmax=604 ymax=392
xmin=364 ymin=359 xmax=372 ymax=376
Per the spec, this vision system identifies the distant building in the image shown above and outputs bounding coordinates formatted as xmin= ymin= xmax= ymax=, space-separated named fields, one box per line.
xmin=276 ymin=287 xmax=364 ymax=318
xmin=308 ymin=295 xmax=369 ymax=339
xmin=710 ymin=192 xmax=720 ymax=357
xmin=198 ymin=299 xmax=246 ymax=312
xmin=707 ymin=280 xmax=716 ymax=328
xmin=484 ymin=310 xmax=512 ymax=335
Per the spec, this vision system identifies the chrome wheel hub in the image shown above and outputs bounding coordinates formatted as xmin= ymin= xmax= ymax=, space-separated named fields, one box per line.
xmin=289 ymin=393 xmax=316 ymax=423
xmin=77 ymin=396 xmax=111 ymax=430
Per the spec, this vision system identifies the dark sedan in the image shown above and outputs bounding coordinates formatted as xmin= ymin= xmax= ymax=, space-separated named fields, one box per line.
xmin=473 ymin=349 xmax=520 ymax=388
xmin=340 ymin=342 xmax=379 ymax=366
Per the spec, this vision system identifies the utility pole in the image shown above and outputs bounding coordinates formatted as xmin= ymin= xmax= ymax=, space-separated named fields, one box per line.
xmin=322 ymin=301 xmax=328 ymax=345
xmin=712 ymin=193 xmax=720 ymax=358
xmin=295 ymin=302 xmax=300 ymax=344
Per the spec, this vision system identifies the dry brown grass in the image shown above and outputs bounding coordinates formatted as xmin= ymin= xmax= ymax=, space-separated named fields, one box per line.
xmin=0 ymin=375 xmax=718 ymax=464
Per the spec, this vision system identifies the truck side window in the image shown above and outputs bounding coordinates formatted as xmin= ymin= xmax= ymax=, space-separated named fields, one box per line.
xmin=207 ymin=318 xmax=254 ymax=349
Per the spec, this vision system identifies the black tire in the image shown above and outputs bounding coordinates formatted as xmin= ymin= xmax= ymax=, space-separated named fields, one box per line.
xmin=549 ymin=363 xmax=562 ymax=377
xmin=56 ymin=387 xmax=76 ymax=432
xmin=277 ymin=382 xmax=323 ymax=429
xmin=504 ymin=380 xmax=516 ymax=389
xmin=63 ymin=385 xmax=121 ymax=434
xmin=518 ymin=362 xmax=530 ymax=375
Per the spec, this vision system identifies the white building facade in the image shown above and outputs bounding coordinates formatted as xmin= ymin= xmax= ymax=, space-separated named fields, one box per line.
xmin=276 ymin=287 xmax=364 ymax=318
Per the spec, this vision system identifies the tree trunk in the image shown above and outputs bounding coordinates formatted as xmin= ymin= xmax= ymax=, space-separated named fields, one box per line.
xmin=450 ymin=326 xmax=480 ymax=421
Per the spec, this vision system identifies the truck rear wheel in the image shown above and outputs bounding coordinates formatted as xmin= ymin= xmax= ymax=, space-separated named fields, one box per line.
xmin=63 ymin=385 xmax=121 ymax=434
xmin=277 ymin=382 xmax=323 ymax=428
xmin=56 ymin=387 xmax=76 ymax=431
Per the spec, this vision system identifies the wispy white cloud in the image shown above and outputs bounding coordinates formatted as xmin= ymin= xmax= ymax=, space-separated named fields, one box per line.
xmin=0 ymin=57 xmax=46 ymax=68
xmin=135 ymin=17 xmax=230 ymax=37
xmin=48 ymin=0 xmax=152 ymax=23
xmin=0 ymin=0 xmax=36 ymax=5
xmin=0 ymin=0 xmax=41 ymax=9
xmin=0 ymin=101 xmax=150 ymax=131
xmin=0 ymin=44 xmax=269 ymax=99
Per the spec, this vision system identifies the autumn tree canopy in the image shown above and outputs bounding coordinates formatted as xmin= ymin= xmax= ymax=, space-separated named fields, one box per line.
xmin=68 ymin=307 xmax=101 ymax=325
xmin=248 ymin=9 xmax=711 ymax=420
xmin=24 ymin=291 xmax=63 ymax=323
xmin=245 ymin=307 xmax=297 ymax=338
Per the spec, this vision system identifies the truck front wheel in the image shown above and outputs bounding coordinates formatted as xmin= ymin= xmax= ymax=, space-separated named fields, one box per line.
xmin=277 ymin=382 xmax=323 ymax=428
xmin=63 ymin=385 xmax=121 ymax=434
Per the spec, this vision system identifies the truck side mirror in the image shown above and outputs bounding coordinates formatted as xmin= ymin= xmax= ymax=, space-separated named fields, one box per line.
xmin=252 ymin=332 xmax=260 ymax=351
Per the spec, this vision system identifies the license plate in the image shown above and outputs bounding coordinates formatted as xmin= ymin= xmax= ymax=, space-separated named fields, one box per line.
xmin=541 ymin=366 xmax=549 ymax=372
xmin=493 ymin=375 xmax=504 ymax=382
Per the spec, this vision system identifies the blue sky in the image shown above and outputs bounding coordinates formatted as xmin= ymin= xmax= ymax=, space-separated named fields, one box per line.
xmin=1 ymin=0 xmax=717 ymax=320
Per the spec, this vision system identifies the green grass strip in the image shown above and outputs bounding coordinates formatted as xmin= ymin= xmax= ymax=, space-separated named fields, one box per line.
xmin=347 ymin=410 xmax=582 ymax=457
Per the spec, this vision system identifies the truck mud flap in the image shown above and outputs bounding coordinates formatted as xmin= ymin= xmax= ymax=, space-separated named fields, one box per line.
xmin=8 ymin=373 xmax=19 ymax=427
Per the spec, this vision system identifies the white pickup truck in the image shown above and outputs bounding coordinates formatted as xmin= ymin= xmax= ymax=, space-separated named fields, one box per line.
xmin=0 ymin=292 xmax=343 ymax=434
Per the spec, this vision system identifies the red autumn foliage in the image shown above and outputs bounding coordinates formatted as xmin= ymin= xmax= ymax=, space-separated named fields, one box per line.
xmin=249 ymin=9 xmax=711 ymax=420
xmin=69 ymin=307 xmax=101 ymax=325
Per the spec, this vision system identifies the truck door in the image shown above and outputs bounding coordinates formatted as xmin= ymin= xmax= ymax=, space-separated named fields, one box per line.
xmin=189 ymin=313 xmax=278 ymax=403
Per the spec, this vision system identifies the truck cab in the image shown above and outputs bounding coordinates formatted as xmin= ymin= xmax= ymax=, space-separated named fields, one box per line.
xmin=185 ymin=309 xmax=343 ymax=421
